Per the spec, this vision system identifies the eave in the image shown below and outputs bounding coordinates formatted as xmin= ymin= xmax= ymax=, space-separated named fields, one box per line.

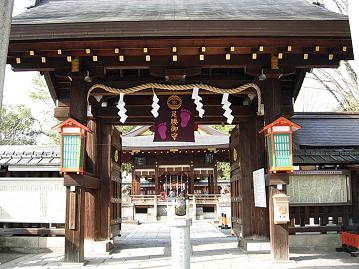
xmin=10 ymin=20 xmax=352 ymax=41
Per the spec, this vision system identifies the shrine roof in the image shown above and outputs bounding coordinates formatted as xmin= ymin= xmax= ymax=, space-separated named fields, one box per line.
xmin=293 ymin=113 xmax=359 ymax=165
xmin=10 ymin=0 xmax=350 ymax=40
xmin=0 ymin=145 xmax=60 ymax=171
xmin=13 ymin=0 xmax=346 ymax=24
xmin=292 ymin=113 xmax=359 ymax=148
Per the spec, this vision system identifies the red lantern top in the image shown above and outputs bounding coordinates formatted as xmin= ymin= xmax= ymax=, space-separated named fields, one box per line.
xmin=260 ymin=116 xmax=301 ymax=135
xmin=52 ymin=118 xmax=91 ymax=136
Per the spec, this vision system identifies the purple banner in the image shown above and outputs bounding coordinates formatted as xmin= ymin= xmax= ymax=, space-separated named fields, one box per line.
xmin=154 ymin=95 xmax=195 ymax=142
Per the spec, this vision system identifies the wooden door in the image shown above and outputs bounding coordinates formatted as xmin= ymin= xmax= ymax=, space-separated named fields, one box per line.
xmin=230 ymin=126 xmax=242 ymax=237
xmin=110 ymin=129 xmax=122 ymax=238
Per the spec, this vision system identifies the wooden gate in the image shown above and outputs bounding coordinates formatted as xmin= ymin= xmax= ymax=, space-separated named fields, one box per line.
xmin=230 ymin=126 xmax=242 ymax=236
xmin=230 ymin=120 xmax=269 ymax=240
xmin=110 ymin=129 xmax=122 ymax=238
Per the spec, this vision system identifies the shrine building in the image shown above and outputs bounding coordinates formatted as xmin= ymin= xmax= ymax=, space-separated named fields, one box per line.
xmin=5 ymin=0 xmax=354 ymax=263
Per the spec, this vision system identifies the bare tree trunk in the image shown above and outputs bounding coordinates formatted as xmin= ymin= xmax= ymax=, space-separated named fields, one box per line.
xmin=0 ymin=0 xmax=14 ymax=110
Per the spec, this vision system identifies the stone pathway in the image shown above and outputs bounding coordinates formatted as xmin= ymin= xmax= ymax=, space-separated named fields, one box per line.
xmin=1 ymin=221 xmax=359 ymax=268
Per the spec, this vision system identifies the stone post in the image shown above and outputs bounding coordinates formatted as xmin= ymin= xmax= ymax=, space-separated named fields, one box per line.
xmin=192 ymin=196 xmax=196 ymax=220
xmin=0 ymin=0 xmax=14 ymax=109
xmin=153 ymin=196 xmax=157 ymax=221
xmin=170 ymin=218 xmax=192 ymax=269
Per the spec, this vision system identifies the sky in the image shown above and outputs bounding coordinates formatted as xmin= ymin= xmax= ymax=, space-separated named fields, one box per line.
xmin=3 ymin=0 xmax=358 ymax=127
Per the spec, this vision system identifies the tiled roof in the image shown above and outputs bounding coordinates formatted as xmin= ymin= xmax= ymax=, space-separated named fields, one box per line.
xmin=292 ymin=113 xmax=359 ymax=165
xmin=294 ymin=148 xmax=359 ymax=165
xmin=13 ymin=0 xmax=346 ymax=25
xmin=0 ymin=145 xmax=60 ymax=166
xmin=292 ymin=113 xmax=359 ymax=147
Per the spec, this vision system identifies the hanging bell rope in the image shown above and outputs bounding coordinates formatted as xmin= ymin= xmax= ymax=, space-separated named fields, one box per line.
xmin=88 ymin=82 xmax=262 ymax=115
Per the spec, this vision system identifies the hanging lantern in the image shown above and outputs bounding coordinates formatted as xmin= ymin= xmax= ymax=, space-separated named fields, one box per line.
xmin=260 ymin=117 xmax=301 ymax=173
xmin=52 ymin=118 xmax=91 ymax=174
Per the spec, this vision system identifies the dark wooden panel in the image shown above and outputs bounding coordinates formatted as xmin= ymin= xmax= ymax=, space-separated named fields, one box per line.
xmin=97 ymin=122 xmax=112 ymax=240
xmin=64 ymin=186 xmax=85 ymax=263
xmin=64 ymin=174 xmax=100 ymax=189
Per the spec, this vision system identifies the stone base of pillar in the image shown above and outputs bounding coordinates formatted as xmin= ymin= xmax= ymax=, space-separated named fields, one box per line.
xmin=85 ymin=240 xmax=114 ymax=255
xmin=239 ymin=237 xmax=270 ymax=253
xmin=170 ymin=218 xmax=192 ymax=269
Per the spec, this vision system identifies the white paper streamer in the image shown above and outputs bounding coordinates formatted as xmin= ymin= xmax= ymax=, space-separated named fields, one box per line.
xmin=151 ymin=91 xmax=160 ymax=118
xmin=116 ymin=93 xmax=128 ymax=123
xmin=221 ymin=93 xmax=234 ymax=124
xmin=191 ymin=87 xmax=205 ymax=118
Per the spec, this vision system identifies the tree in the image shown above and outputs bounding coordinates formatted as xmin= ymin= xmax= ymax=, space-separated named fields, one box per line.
xmin=0 ymin=104 xmax=39 ymax=145
xmin=298 ymin=0 xmax=358 ymax=112
xmin=28 ymin=73 xmax=59 ymax=144
xmin=217 ymin=162 xmax=231 ymax=180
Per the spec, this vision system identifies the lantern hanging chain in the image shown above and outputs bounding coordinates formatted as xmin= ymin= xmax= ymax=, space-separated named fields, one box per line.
xmin=88 ymin=82 xmax=262 ymax=115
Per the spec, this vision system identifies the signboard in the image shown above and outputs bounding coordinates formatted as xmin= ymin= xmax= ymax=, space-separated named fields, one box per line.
xmin=287 ymin=171 xmax=351 ymax=205
xmin=253 ymin=168 xmax=267 ymax=208
xmin=154 ymin=95 xmax=195 ymax=142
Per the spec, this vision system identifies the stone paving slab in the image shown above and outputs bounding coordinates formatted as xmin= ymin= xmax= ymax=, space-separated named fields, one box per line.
xmin=0 ymin=221 xmax=358 ymax=268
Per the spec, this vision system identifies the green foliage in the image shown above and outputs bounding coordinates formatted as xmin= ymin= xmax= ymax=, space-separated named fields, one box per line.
xmin=116 ymin=126 xmax=137 ymax=135
xmin=0 ymin=105 xmax=38 ymax=145
xmin=210 ymin=125 xmax=235 ymax=134
xmin=217 ymin=161 xmax=231 ymax=180
xmin=121 ymin=162 xmax=133 ymax=175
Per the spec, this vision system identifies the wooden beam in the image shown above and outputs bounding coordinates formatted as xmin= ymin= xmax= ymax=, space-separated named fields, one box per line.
xmin=70 ymin=78 xmax=88 ymax=124
xmin=43 ymin=71 xmax=58 ymax=104
xmin=93 ymin=116 xmax=254 ymax=125
xmin=64 ymin=173 xmax=100 ymax=189
xmin=54 ymin=106 xmax=70 ymax=121
xmin=8 ymin=53 xmax=349 ymax=72
xmin=92 ymin=105 xmax=255 ymax=119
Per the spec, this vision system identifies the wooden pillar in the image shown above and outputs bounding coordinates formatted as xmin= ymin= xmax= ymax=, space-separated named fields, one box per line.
xmin=207 ymin=175 xmax=211 ymax=194
xmin=97 ymin=121 xmax=112 ymax=240
xmin=155 ymin=163 xmax=160 ymax=195
xmin=351 ymin=171 xmax=359 ymax=224
xmin=132 ymin=174 xmax=141 ymax=195
xmin=189 ymin=164 xmax=194 ymax=194
xmin=264 ymin=76 xmax=292 ymax=261
xmin=64 ymin=77 xmax=88 ymax=262
xmin=64 ymin=186 xmax=85 ymax=263
xmin=84 ymin=190 xmax=96 ymax=241
xmin=85 ymin=120 xmax=98 ymax=241
xmin=213 ymin=164 xmax=219 ymax=194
